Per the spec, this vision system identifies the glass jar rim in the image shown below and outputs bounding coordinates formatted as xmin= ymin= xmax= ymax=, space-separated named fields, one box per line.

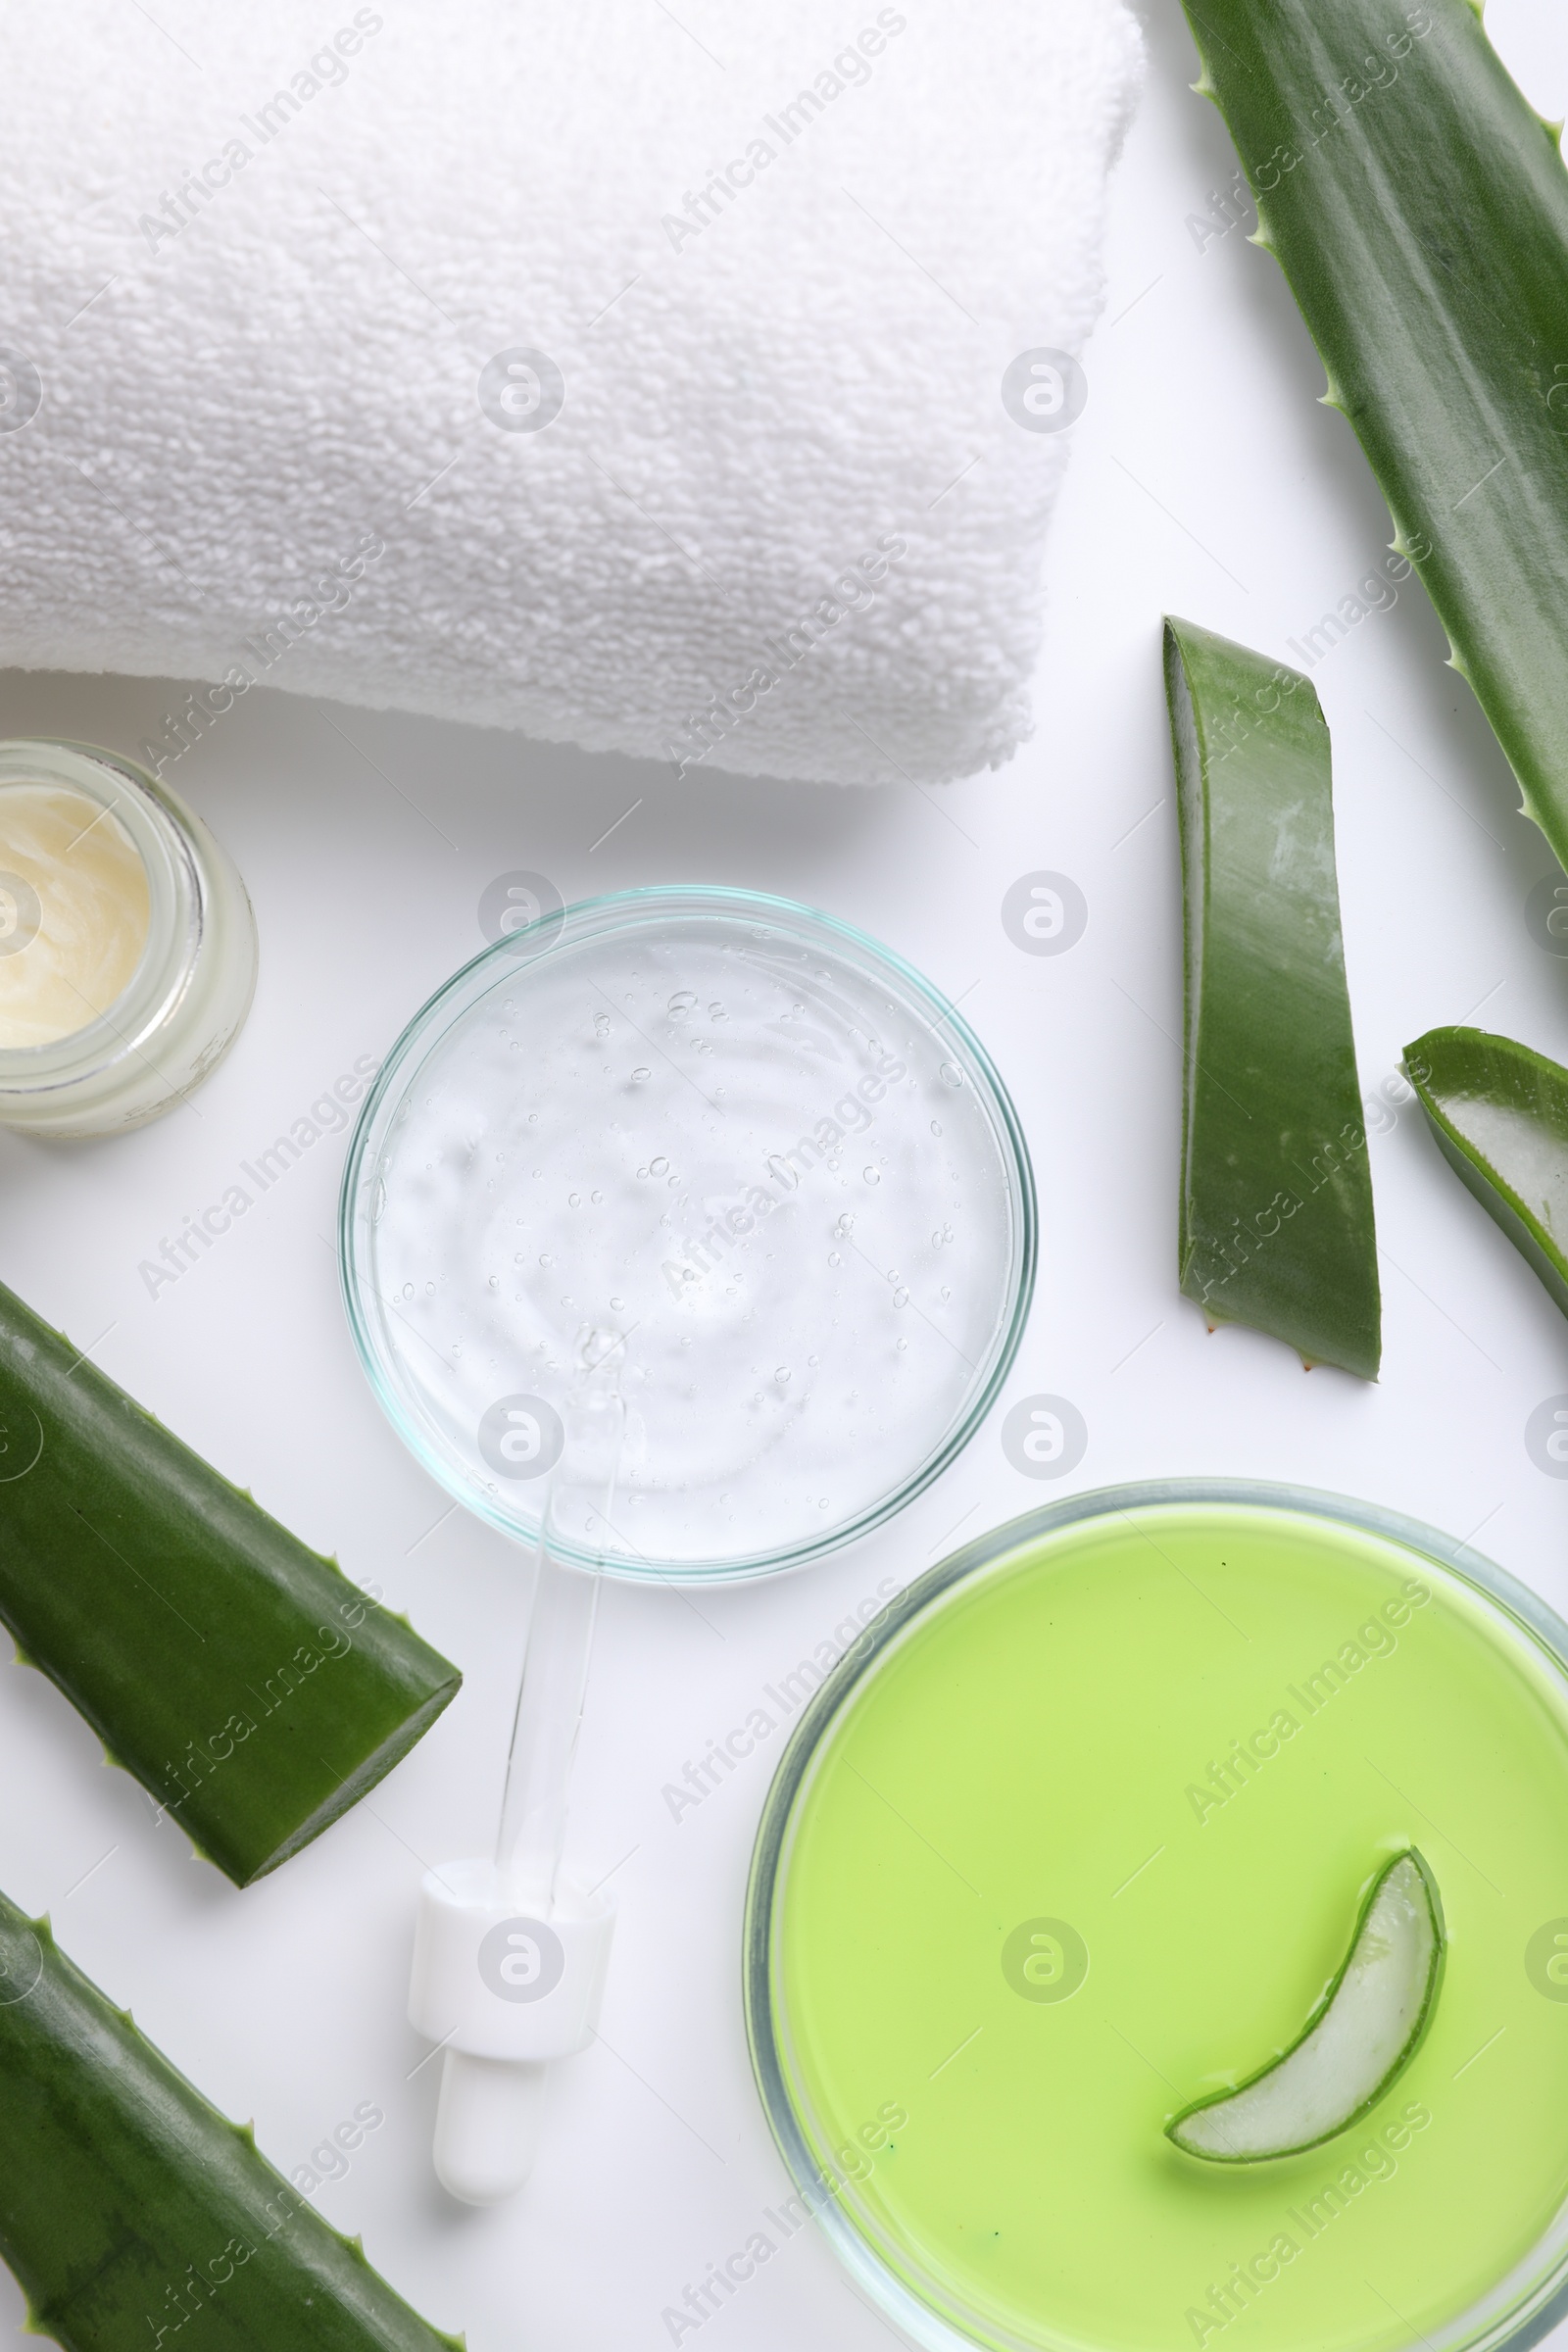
xmin=0 ymin=740 xmax=203 ymax=1093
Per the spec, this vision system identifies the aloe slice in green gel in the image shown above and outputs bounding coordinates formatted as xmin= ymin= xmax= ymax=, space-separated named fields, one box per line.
xmin=1165 ymin=618 xmax=1381 ymax=1377
xmin=1404 ymin=1026 xmax=1568 ymax=1319
xmin=1178 ymin=0 xmax=1568 ymax=873
xmin=1169 ymin=1851 xmax=1445 ymax=2163
xmin=0 ymin=1889 xmax=460 ymax=2351
xmin=754 ymin=1496 xmax=1568 ymax=2352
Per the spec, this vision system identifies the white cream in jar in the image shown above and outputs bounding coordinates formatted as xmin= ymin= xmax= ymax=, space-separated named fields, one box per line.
xmin=0 ymin=742 xmax=258 ymax=1137
xmin=0 ymin=784 xmax=151 ymax=1048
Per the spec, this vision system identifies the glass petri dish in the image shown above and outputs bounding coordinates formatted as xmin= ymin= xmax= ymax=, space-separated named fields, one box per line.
xmin=746 ymin=1481 xmax=1568 ymax=2352
xmin=339 ymin=886 xmax=1035 ymax=1583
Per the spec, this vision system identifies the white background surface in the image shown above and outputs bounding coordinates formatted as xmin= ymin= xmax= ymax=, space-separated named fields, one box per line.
xmin=3 ymin=3 xmax=1568 ymax=2345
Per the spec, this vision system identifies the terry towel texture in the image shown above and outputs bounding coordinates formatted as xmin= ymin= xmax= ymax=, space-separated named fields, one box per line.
xmin=0 ymin=3 xmax=1142 ymax=786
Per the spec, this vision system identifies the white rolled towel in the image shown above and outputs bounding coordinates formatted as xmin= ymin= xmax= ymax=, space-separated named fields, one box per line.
xmin=0 ymin=2 xmax=1141 ymax=786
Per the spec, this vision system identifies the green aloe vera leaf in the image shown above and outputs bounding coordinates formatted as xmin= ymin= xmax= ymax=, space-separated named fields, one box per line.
xmin=1179 ymin=0 xmax=1568 ymax=868
xmin=0 ymin=1890 xmax=460 ymax=2352
xmin=1403 ymin=1026 xmax=1568 ymax=1319
xmin=1165 ymin=617 xmax=1381 ymax=1377
xmin=0 ymin=1279 xmax=460 ymax=1886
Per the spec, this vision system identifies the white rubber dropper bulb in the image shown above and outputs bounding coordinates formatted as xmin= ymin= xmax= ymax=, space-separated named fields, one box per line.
xmin=433 ymin=2053 xmax=550 ymax=2207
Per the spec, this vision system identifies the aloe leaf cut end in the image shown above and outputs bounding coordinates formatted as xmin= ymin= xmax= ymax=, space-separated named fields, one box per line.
xmin=1168 ymin=1851 xmax=1444 ymax=2164
xmin=1164 ymin=618 xmax=1381 ymax=1379
xmin=0 ymin=1279 xmax=461 ymax=1886
xmin=1405 ymin=1026 xmax=1568 ymax=1323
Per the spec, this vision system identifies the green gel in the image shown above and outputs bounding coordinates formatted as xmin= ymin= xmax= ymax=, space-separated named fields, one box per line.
xmin=761 ymin=1503 xmax=1568 ymax=2352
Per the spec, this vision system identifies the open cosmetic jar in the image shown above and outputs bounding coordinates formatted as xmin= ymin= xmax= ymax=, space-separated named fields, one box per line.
xmin=0 ymin=740 xmax=257 ymax=1138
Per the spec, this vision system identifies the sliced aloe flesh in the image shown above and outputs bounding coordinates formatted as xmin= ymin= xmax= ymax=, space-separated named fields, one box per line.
xmin=1169 ymin=1852 xmax=1444 ymax=2163
xmin=1405 ymin=1027 xmax=1568 ymax=1322
xmin=1179 ymin=0 xmax=1568 ymax=871
xmin=1164 ymin=617 xmax=1380 ymax=1377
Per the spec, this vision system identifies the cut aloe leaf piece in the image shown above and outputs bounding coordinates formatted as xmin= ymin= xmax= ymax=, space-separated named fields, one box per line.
xmin=0 ymin=1888 xmax=460 ymax=2350
xmin=1404 ymin=1027 xmax=1568 ymax=1320
xmin=1179 ymin=0 xmax=1568 ymax=871
xmin=0 ymin=1279 xmax=460 ymax=1886
xmin=1169 ymin=1851 xmax=1444 ymax=2163
xmin=1164 ymin=617 xmax=1381 ymax=1378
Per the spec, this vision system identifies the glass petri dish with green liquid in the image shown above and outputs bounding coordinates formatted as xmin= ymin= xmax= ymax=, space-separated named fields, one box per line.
xmin=745 ymin=1482 xmax=1568 ymax=2352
